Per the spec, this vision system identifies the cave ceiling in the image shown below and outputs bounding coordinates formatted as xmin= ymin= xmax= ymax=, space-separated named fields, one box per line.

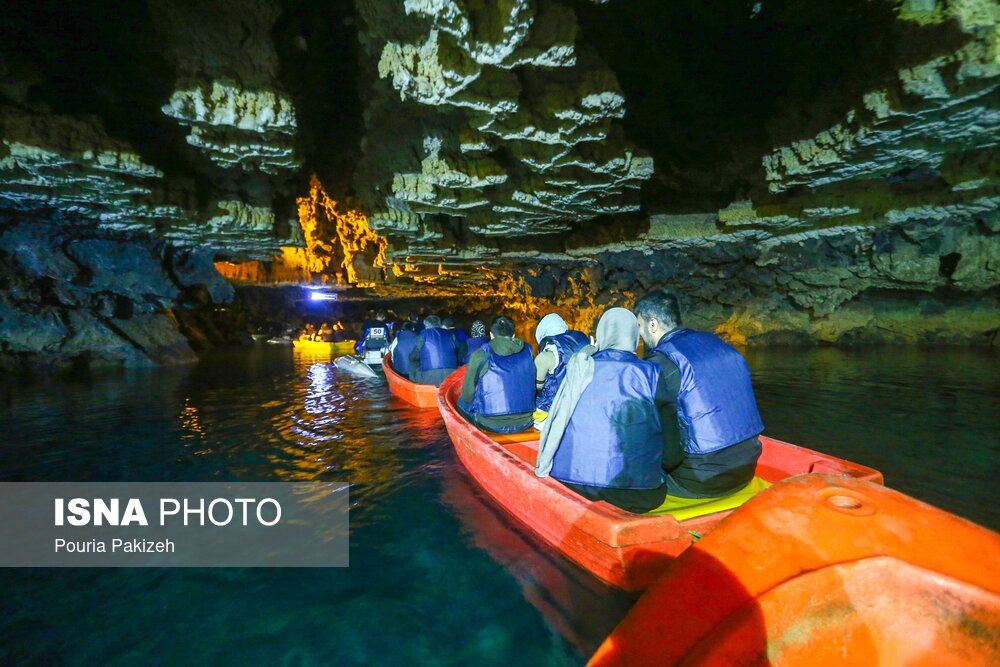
xmin=1 ymin=0 xmax=998 ymax=313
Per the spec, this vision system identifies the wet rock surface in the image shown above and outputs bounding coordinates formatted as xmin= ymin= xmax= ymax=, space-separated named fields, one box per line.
xmin=0 ymin=219 xmax=247 ymax=370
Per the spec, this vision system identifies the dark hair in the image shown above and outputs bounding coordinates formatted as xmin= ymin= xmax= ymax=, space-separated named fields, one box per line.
xmin=402 ymin=322 xmax=416 ymax=332
xmin=491 ymin=316 xmax=515 ymax=337
xmin=633 ymin=289 xmax=682 ymax=329
xmin=442 ymin=315 xmax=455 ymax=328
xmin=376 ymin=309 xmax=387 ymax=320
xmin=423 ymin=315 xmax=442 ymax=328
xmin=408 ymin=311 xmax=420 ymax=322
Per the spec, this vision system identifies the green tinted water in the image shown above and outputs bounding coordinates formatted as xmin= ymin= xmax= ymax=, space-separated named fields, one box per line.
xmin=1 ymin=346 xmax=997 ymax=665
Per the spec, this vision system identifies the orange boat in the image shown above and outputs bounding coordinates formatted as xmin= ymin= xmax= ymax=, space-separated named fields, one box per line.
xmin=588 ymin=474 xmax=1000 ymax=666
xmin=383 ymin=352 xmax=440 ymax=409
xmin=438 ymin=368 xmax=884 ymax=592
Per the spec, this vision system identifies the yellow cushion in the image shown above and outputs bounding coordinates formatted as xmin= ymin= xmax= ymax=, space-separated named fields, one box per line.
xmin=532 ymin=409 xmax=549 ymax=422
xmin=645 ymin=476 xmax=772 ymax=520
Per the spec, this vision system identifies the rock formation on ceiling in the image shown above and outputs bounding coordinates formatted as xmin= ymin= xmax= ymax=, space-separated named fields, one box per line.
xmin=0 ymin=0 xmax=305 ymax=368
xmin=352 ymin=0 xmax=1000 ymax=347
xmin=0 ymin=0 xmax=998 ymax=369
xmin=353 ymin=0 xmax=654 ymax=251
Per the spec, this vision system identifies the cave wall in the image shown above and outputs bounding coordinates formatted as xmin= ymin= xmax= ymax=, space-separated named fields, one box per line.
xmin=0 ymin=0 xmax=307 ymax=368
xmin=0 ymin=0 xmax=997 ymax=367
xmin=0 ymin=219 xmax=245 ymax=371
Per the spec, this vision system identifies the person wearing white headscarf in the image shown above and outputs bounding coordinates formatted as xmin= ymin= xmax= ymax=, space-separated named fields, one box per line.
xmin=533 ymin=313 xmax=590 ymax=420
xmin=535 ymin=308 xmax=669 ymax=513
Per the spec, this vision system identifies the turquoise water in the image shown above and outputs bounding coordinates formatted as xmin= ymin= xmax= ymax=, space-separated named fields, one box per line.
xmin=1 ymin=346 xmax=998 ymax=665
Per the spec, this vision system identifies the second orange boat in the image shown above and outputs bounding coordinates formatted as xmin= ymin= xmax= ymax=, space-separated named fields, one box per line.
xmin=383 ymin=352 xmax=440 ymax=409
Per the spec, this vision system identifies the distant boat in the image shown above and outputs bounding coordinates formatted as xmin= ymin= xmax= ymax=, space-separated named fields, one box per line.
xmin=437 ymin=368 xmax=883 ymax=592
xmin=383 ymin=352 xmax=439 ymax=408
xmin=291 ymin=339 xmax=357 ymax=354
xmin=265 ymin=337 xmax=292 ymax=346
xmin=334 ymin=355 xmax=379 ymax=379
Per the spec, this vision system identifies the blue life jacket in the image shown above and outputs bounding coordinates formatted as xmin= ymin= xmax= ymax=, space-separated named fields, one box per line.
xmin=419 ymin=327 xmax=459 ymax=371
xmin=453 ymin=329 xmax=468 ymax=342
xmin=462 ymin=336 xmax=489 ymax=364
xmin=653 ymin=328 xmax=764 ymax=455
xmin=391 ymin=330 xmax=418 ymax=376
xmin=471 ymin=343 xmax=536 ymax=417
xmin=356 ymin=323 xmax=390 ymax=353
xmin=536 ymin=330 xmax=590 ymax=412
xmin=551 ymin=349 xmax=664 ymax=490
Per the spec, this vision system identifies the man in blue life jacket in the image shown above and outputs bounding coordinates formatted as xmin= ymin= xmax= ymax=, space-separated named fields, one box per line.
xmin=462 ymin=320 xmax=489 ymax=364
xmin=458 ymin=316 xmax=535 ymax=434
xmin=535 ymin=308 xmax=670 ymax=513
xmin=407 ymin=311 xmax=424 ymax=333
xmin=408 ymin=315 xmax=460 ymax=386
xmin=533 ymin=313 xmax=590 ymax=416
xmin=633 ymin=289 xmax=763 ymax=498
xmin=388 ymin=322 xmax=419 ymax=378
xmin=442 ymin=315 xmax=469 ymax=363
xmin=356 ymin=309 xmax=392 ymax=355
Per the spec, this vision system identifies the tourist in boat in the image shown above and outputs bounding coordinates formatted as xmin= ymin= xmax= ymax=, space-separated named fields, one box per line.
xmin=462 ymin=320 xmax=489 ymax=364
xmin=458 ymin=316 xmax=535 ymax=434
xmin=535 ymin=307 xmax=669 ymax=513
xmin=300 ymin=323 xmax=316 ymax=341
xmin=388 ymin=322 xmax=419 ymax=378
xmin=533 ymin=313 xmax=590 ymax=418
xmin=633 ymin=288 xmax=763 ymax=498
xmin=330 ymin=320 xmax=349 ymax=342
xmin=407 ymin=311 xmax=424 ymax=333
xmin=442 ymin=315 xmax=468 ymax=362
xmin=318 ymin=322 xmax=336 ymax=342
xmin=356 ymin=309 xmax=392 ymax=355
xmin=407 ymin=315 xmax=460 ymax=386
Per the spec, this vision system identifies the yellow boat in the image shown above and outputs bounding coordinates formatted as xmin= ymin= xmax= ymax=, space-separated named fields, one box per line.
xmin=291 ymin=339 xmax=357 ymax=354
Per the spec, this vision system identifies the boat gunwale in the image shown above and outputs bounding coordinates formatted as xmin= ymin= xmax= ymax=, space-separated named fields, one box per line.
xmin=384 ymin=352 xmax=440 ymax=408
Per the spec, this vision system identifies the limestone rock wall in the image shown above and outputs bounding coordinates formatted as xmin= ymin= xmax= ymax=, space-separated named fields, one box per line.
xmin=0 ymin=0 xmax=304 ymax=367
xmin=1 ymin=0 xmax=999 ymax=365
xmin=355 ymin=0 xmax=653 ymax=252
xmin=0 ymin=219 xmax=245 ymax=370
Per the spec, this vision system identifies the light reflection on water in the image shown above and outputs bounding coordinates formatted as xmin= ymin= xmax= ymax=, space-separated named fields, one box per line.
xmin=1 ymin=345 xmax=998 ymax=666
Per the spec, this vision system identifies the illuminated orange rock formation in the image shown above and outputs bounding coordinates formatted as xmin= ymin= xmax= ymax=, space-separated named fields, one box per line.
xmin=215 ymin=175 xmax=388 ymax=285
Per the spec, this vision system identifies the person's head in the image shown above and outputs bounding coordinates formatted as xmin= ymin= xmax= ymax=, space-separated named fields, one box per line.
xmin=408 ymin=311 xmax=420 ymax=323
xmin=402 ymin=321 xmax=416 ymax=332
xmin=470 ymin=320 xmax=486 ymax=338
xmin=376 ymin=309 xmax=387 ymax=321
xmin=596 ymin=307 xmax=639 ymax=352
xmin=534 ymin=313 xmax=568 ymax=344
xmin=423 ymin=315 xmax=442 ymax=329
xmin=633 ymin=289 xmax=682 ymax=348
xmin=442 ymin=315 xmax=455 ymax=328
xmin=490 ymin=316 xmax=515 ymax=339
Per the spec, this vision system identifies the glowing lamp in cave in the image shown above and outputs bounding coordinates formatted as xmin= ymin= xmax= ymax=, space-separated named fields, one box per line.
xmin=309 ymin=291 xmax=337 ymax=302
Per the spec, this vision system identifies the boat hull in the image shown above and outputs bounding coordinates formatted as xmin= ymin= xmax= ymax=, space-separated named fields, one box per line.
xmin=438 ymin=368 xmax=884 ymax=592
xmin=588 ymin=474 xmax=1000 ymax=666
xmin=291 ymin=339 xmax=357 ymax=354
xmin=384 ymin=352 xmax=440 ymax=409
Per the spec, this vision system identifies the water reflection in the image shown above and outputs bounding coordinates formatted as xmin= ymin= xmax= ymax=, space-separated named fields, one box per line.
xmin=2 ymin=345 xmax=997 ymax=666
xmin=440 ymin=467 xmax=635 ymax=657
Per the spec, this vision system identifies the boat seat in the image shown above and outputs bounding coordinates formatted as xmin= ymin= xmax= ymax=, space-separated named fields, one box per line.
xmin=487 ymin=431 xmax=540 ymax=466
xmin=644 ymin=476 xmax=772 ymax=520
xmin=488 ymin=430 xmax=538 ymax=445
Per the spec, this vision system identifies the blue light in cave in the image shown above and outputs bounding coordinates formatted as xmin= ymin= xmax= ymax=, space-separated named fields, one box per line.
xmin=309 ymin=291 xmax=337 ymax=301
